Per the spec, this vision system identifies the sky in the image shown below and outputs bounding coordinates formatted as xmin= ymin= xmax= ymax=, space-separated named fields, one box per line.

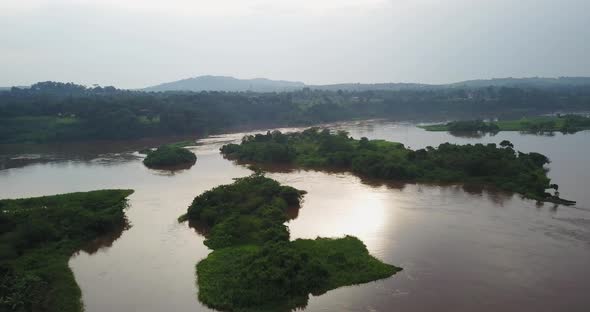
xmin=1 ymin=0 xmax=589 ymax=88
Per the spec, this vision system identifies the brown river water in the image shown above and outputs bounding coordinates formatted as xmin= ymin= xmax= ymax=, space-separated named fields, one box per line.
xmin=1 ymin=120 xmax=589 ymax=312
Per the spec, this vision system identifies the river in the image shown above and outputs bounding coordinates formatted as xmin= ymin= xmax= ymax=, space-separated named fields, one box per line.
xmin=1 ymin=120 xmax=589 ymax=312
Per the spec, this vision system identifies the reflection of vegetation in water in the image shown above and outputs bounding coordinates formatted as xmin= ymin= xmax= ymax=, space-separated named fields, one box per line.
xmin=422 ymin=115 xmax=590 ymax=135
xmin=448 ymin=130 xmax=492 ymax=139
xmin=77 ymin=220 xmax=130 ymax=255
xmin=179 ymin=174 xmax=400 ymax=311
xmin=142 ymin=145 xmax=196 ymax=169
xmin=0 ymin=189 xmax=133 ymax=312
xmin=221 ymin=128 xmax=570 ymax=203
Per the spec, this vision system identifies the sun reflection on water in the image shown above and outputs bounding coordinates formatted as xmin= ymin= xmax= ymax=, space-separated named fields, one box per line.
xmin=272 ymin=171 xmax=394 ymax=254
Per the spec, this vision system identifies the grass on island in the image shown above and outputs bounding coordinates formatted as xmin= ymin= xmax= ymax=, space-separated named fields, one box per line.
xmin=421 ymin=115 xmax=590 ymax=133
xmin=143 ymin=144 xmax=197 ymax=169
xmin=220 ymin=128 xmax=564 ymax=203
xmin=179 ymin=174 xmax=401 ymax=311
xmin=0 ymin=189 xmax=134 ymax=312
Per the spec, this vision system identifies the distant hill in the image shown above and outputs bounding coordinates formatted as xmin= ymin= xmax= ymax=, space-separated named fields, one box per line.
xmin=143 ymin=76 xmax=590 ymax=93
xmin=143 ymin=75 xmax=305 ymax=92
xmin=6 ymin=76 xmax=589 ymax=94
xmin=311 ymin=77 xmax=590 ymax=91
xmin=0 ymin=86 xmax=28 ymax=91
xmin=309 ymin=82 xmax=434 ymax=91
xmin=448 ymin=77 xmax=590 ymax=88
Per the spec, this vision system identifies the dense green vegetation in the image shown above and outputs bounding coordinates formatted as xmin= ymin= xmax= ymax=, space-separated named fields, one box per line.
xmin=0 ymin=190 xmax=133 ymax=312
xmin=422 ymin=115 xmax=590 ymax=134
xmin=1 ymin=81 xmax=590 ymax=144
xmin=197 ymin=236 xmax=399 ymax=312
xmin=180 ymin=174 xmax=400 ymax=311
xmin=142 ymin=145 xmax=197 ymax=169
xmin=221 ymin=129 xmax=563 ymax=202
xmin=179 ymin=174 xmax=304 ymax=249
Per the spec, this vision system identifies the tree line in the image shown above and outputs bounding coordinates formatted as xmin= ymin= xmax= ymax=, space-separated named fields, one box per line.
xmin=221 ymin=129 xmax=561 ymax=202
xmin=1 ymin=81 xmax=590 ymax=143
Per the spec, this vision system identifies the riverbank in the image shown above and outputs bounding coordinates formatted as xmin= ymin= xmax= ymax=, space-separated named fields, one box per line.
xmin=421 ymin=115 xmax=590 ymax=133
xmin=0 ymin=190 xmax=133 ymax=312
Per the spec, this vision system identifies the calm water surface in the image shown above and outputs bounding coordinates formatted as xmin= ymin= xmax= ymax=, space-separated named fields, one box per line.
xmin=1 ymin=121 xmax=589 ymax=312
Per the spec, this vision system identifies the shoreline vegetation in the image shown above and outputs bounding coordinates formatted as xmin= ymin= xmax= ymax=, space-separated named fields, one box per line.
xmin=142 ymin=144 xmax=197 ymax=169
xmin=0 ymin=189 xmax=134 ymax=312
xmin=179 ymin=174 xmax=401 ymax=311
xmin=2 ymin=81 xmax=590 ymax=144
xmin=421 ymin=115 xmax=590 ymax=134
xmin=220 ymin=128 xmax=575 ymax=205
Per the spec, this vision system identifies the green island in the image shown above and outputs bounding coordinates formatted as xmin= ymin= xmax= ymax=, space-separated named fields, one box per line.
xmin=0 ymin=189 xmax=134 ymax=312
xmin=421 ymin=115 xmax=590 ymax=134
xmin=178 ymin=174 xmax=401 ymax=311
xmin=220 ymin=128 xmax=574 ymax=204
xmin=142 ymin=144 xmax=197 ymax=169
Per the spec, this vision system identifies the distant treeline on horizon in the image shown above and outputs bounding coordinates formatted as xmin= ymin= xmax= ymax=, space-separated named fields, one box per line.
xmin=3 ymin=75 xmax=590 ymax=93
xmin=1 ymin=80 xmax=589 ymax=144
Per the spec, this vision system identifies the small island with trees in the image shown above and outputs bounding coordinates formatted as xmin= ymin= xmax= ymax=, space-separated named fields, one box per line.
xmin=0 ymin=189 xmax=134 ymax=312
xmin=421 ymin=115 xmax=590 ymax=134
xmin=178 ymin=174 xmax=401 ymax=311
xmin=221 ymin=128 xmax=574 ymax=205
xmin=142 ymin=144 xmax=197 ymax=169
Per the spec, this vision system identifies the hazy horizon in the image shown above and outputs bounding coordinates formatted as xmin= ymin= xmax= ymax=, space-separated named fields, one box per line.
xmin=2 ymin=0 xmax=589 ymax=89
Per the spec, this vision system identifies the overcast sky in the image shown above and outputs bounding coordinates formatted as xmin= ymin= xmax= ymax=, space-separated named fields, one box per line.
xmin=1 ymin=0 xmax=589 ymax=88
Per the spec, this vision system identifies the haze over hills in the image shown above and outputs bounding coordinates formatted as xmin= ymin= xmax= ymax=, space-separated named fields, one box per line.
xmin=4 ymin=76 xmax=590 ymax=93
xmin=142 ymin=75 xmax=590 ymax=92
xmin=447 ymin=77 xmax=590 ymax=88
xmin=0 ymin=86 xmax=29 ymax=91
xmin=308 ymin=82 xmax=433 ymax=91
xmin=142 ymin=75 xmax=305 ymax=92
xmin=142 ymin=76 xmax=436 ymax=92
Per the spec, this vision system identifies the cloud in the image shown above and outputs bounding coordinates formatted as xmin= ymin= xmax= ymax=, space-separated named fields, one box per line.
xmin=1 ymin=0 xmax=393 ymax=16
